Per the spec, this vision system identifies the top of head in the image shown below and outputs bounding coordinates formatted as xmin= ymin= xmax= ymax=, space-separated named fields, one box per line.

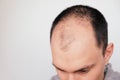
xmin=50 ymin=5 xmax=108 ymax=54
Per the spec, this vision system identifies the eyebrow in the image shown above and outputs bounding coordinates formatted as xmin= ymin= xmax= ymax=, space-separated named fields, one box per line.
xmin=52 ymin=63 xmax=95 ymax=73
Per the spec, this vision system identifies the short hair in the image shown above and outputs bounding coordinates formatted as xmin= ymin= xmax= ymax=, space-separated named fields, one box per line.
xmin=50 ymin=5 xmax=108 ymax=55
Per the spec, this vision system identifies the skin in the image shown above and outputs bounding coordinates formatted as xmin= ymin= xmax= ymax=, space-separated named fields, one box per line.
xmin=50 ymin=17 xmax=114 ymax=80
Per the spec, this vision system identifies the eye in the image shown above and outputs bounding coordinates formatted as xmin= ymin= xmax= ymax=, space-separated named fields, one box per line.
xmin=77 ymin=68 xmax=90 ymax=74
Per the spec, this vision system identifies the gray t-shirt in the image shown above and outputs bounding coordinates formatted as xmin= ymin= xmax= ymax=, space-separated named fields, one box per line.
xmin=51 ymin=64 xmax=120 ymax=80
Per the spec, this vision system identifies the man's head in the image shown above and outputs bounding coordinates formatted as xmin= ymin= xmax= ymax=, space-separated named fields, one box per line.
xmin=50 ymin=5 xmax=113 ymax=80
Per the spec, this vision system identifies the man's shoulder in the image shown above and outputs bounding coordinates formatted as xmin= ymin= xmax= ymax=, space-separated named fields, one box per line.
xmin=104 ymin=64 xmax=120 ymax=80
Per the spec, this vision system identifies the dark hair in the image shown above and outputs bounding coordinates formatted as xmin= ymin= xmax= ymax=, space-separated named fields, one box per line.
xmin=50 ymin=5 xmax=108 ymax=55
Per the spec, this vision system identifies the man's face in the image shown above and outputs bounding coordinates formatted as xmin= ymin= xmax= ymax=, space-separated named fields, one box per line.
xmin=51 ymin=17 xmax=107 ymax=80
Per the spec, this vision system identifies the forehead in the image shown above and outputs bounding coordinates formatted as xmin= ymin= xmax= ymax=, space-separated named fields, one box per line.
xmin=51 ymin=17 xmax=103 ymax=71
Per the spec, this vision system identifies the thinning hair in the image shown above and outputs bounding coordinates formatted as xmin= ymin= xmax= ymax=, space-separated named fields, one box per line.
xmin=50 ymin=5 xmax=108 ymax=55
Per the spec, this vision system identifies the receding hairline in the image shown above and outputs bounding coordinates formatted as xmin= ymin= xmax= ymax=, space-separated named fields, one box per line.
xmin=51 ymin=16 xmax=99 ymax=52
xmin=50 ymin=10 xmax=93 ymax=41
xmin=51 ymin=14 xmax=92 ymax=37
xmin=50 ymin=5 xmax=108 ymax=55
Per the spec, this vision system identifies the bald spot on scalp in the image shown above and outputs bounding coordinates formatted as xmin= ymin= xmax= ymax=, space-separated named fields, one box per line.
xmin=58 ymin=25 xmax=75 ymax=51
xmin=51 ymin=16 xmax=94 ymax=52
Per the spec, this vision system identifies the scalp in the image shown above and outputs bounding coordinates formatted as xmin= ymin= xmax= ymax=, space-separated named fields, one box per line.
xmin=58 ymin=26 xmax=75 ymax=51
xmin=51 ymin=20 xmax=76 ymax=51
xmin=51 ymin=16 xmax=93 ymax=52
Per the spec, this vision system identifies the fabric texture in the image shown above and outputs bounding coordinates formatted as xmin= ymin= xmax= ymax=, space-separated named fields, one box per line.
xmin=104 ymin=64 xmax=120 ymax=80
xmin=51 ymin=63 xmax=120 ymax=80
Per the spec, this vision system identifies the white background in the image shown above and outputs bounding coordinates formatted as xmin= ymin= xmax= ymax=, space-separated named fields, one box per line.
xmin=0 ymin=0 xmax=120 ymax=80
